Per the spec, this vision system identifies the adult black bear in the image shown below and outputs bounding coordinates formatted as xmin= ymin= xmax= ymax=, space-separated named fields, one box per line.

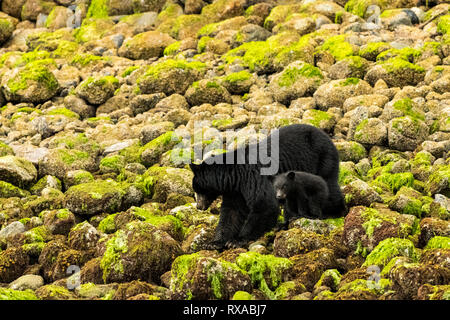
xmin=190 ymin=124 xmax=345 ymax=249
xmin=271 ymin=171 xmax=329 ymax=227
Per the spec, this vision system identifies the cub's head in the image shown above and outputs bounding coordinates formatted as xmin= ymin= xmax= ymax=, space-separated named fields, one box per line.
xmin=190 ymin=163 xmax=220 ymax=210
xmin=269 ymin=171 xmax=296 ymax=203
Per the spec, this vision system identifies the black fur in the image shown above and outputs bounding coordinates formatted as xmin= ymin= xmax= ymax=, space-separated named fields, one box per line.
xmin=190 ymin=124 xmax=346 ymax=249
xmin=271 ymin=171 xmax=330 ymax=227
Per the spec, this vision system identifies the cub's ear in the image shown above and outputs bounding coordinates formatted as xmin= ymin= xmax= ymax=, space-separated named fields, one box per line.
xmin=287 ymin=171 xmax=296 ymax=180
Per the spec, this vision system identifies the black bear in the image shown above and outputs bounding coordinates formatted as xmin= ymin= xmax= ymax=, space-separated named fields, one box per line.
xmin=190 ymin=124 xmax=345 ymax=249
xmin=271 ymin=171 xmax=329 ymax=227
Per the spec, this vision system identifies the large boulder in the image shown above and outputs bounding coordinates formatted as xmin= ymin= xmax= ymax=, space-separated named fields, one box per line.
xmin=0 ymin=155 xmax=37 ymax=189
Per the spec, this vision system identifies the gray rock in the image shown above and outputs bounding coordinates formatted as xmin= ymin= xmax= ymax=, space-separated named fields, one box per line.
xmin=0 ymin=221 xmax=26 ymax=240
xmin=8 ymin=274 xmax=44 ymax=291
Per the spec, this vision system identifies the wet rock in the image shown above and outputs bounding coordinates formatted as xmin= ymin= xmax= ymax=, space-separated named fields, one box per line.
xmin=75 ymin=76 xmax=119 ymax=105
xmin=343 ymin=206 xmax=418 ymax=253
xmin=1 ymin=63 xmax=59 ymax=103
xmin=68 ymin=221 xmax=101 ymax=251
xmin=388 ymin=116 xmax=429 ymax=151
xmin=342 ymin=179 xmax=383 ymax=207
xmin=170 ymin=252 xmax=252 ymax=300
xmin=390 ymin=262 xmax=450 ymax=299
xmin=185 ymin=79 xmax=232 ymax=107
xmin=269 ymin=61 xmax=324 ymax=105
xmin=64 ymin=180 xmax=132 ymax=215
xmin=119 ymin=31 xmax=176 ymax=60
xmin=0 ymin=247 xmax=29 ymax=282
xmin=100 ymin=220 xmax=181 ymax=284
xmin=314 ymin=78 xmax=372 ymax=110
xmin=419 ymin=218 xmax=450 ymax=248
xmin=0 ymin=155 xmax=37 ymax=188
xmin=273 ymin=228 xmax=329 ymax=258
xmin=8 ymin=274 xmax=44 ymax=291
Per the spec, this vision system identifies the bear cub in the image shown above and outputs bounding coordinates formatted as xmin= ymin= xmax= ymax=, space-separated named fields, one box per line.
xmin=271 ymin=171 xmax=329 ymax=227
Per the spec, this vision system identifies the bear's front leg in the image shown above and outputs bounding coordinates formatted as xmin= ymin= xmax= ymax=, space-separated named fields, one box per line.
xmin=207 ymin=194 xmax=246 ymax=250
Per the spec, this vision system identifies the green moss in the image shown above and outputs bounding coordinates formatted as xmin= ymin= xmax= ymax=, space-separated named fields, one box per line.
xmin=142 ymin=59 xmax=206 ymax=79
xmin=363 ymin=237 xmax=419 ymax=268
xmin=223 ymin=41 xmax=278 ymax=73
xmin=232 ymin=291 xmax=253 ymax=300
xmin=338 ymin=278 xmax=392 ymax=296
xmin=70 ymin=53 xmax=110 ymax=67
xmin=377 ymin=47 xmax=421 ymax=63
xmin=359 ymin=42 xmax=391 ymax=59
xmin=345 ymin=0 xmax=388 ymax=18
xmin=46 ymin=107 xmax=80 ymax=119
xmin=86 ymin=0 xmax=109 ymax=18
xmin=100 ymin=229 xmax=128 ymax=283
xmin=132 ymin=206 xmax=184 ymax=238
xmin=0 ymin=141 xmax=13 ymax=157
xmin=277 ymin=62 xmax=322 ymax=87
xmin=425 ymin=236 xmax=450 ymax=249
xmin=316 ymin=269 xmax=341 ymax=289
xmin=236 ymin=251 xmax=292 ymax=300
xmin=0 ymin=288 xmax=39 ymax=300
xmin=52 ymin=40 xmax=79 ymax=58
xmin=373 ymin=172 xmax=415 ymax=194
xmin=392 ymin=98 xmax=425 ymax=121
xmin=170 ymin=252 xmax=200 ymax=299
xmin=73 ymin=18 xmax=113 ymax=43
xmin=0 ymin=181 xmax=29 ymax=198
xmin=437 ymin=15 xmax=450 ymax=35
xmin=380 ymin=56 xmax=425 ymax=74
xmin=302 ymin=109 xmax=333 ymax=128
xmin=99 ymin=155 xmax=125 ymax=173
xmin=223 ymin=70 xmax=252 ymax=83
xmin=318 ymin=35 xmax=355 ymax=61
xmin=57 ymin=149 xmax=89 ymax=165
xmin=360 ymin=207 xmax=394 ymax=238
xmin=340 ymin=77 xmax=360 ymax=86
xmin=98 ymin=213 xmax=118 ymax=234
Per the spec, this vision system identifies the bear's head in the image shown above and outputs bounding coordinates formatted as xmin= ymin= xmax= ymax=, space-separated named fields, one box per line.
xmin=190 ymin=163 xmax=220 ymax=210
xmin=269 ymin=171 xmax=296 ymax=203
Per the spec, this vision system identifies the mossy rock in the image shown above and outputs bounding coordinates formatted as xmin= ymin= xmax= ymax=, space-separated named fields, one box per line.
xmin=0 ymin=181 xmax=30 ymax=198
xmin=140 ymin=131 xmax=182 ymax=167
xmin=137 ymin=59 xmax=206 ymax=95
xmin=118 ymin=31 xmax=176 ymax=60
xmin=273 ymin=228 xmax=329 ymax=258
xmin=387 ymin=116 xmax=429 ymax=152
xmin=425 ymin=164 xmax=450 ymax=196
xmin=0 ymin=141 xmax=14 ymax=157
xmin=136 ymin=165 xmax=194 ymax=202
xmin=100 ymin=220 xmax=181 ymax=284
xmin=0 ymin=155 xmax=37 ymax=189
xmin=35 ymin=284 xmax=76 ymax=300
xmin=64 ymin=180 xmax=128 ymax=215
xmin=269 ymin=61 xmax=323 ymax=105
xmin=75 ymin=75 xmax=119 ymax=105
xmin=363 ymin=237 xmax=419 ymax=268
xmin=0 ymin=15 xmax=16 ymax=45
xmin=185 ymin=79 xmax=232 ymax=107
xmin=1 ymin=61 xmax=59 ymax=103
xmin=364 ymin=57 xmax=425 ymax=87
xmin=170 ymin=252 xmax=252 ymax=300
xmin=343 ymin=206 xmax=419 ymax=254
xmin=73 ymin=17 xmax=115 ymax=43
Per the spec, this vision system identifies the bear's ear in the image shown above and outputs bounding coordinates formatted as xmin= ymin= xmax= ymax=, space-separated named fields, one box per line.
xmin=287 ymin=171 xmax=296 ymax=180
